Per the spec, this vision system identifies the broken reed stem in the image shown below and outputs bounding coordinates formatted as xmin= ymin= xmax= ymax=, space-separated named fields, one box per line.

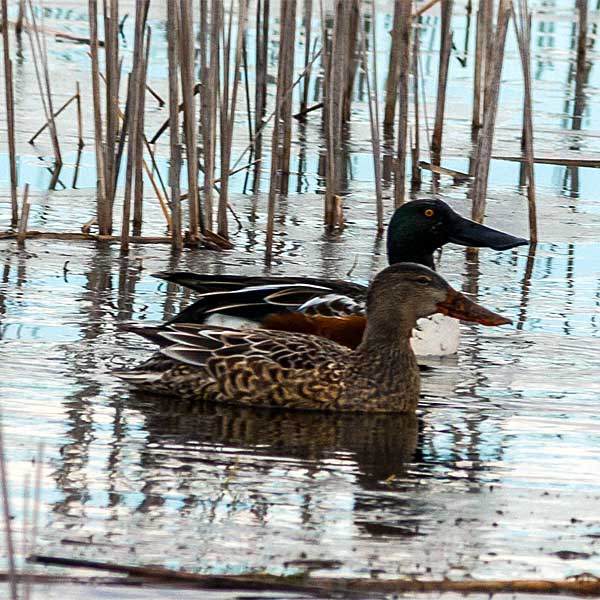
xmin=394 ymin=0 xmax=412 ymax=207
xmin=179 ymin=0 xmax=201 ymax=239
xmin=431 ymin=0 xmax=453 ymax=170
xmin=513 ymin=1 xmax=537 ymax=244
xmin=2 ymin=0 xmax=19 ymax=228
xmin=28 ymin=93 xmax=76 ymax=145
xmin=266 ymin=0 xmax=297 ymax=261
xmin=361 ymin=0 xmax=384 ymax=232
xmin=17 ymin=184 xmax=31 ymax=246
xmin=470 ymin=0 xmax=512 ymax=227
xmin=88 ymin=0 xmax=108 ymax=233
xmin=0 ymin=416 xmax=18 ymax=600
xmin=252 ymin=0 xmax=269 ymax=192
xmin=167 ymin=0 xmax=182 ymax=250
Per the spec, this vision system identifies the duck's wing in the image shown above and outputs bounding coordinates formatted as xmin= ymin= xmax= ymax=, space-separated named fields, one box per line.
xmin=165 ymin=282 xmax=337 ymax=325
xmin=153 ymin=271 xmax=367 ymax=296
xmin=118 ymin=324 xmax=352 ymax=409
xmin=160 ymin=274 xmax=368 ymax=327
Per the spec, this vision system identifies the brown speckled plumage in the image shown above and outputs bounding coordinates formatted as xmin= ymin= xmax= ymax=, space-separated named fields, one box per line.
xmin=118 ymin=263 xmax=508 ymax=413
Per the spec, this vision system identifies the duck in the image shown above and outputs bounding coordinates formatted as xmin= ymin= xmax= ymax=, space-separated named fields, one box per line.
xmin=117 ymin=263 xmax=512 ymax=413
xmin=153 ymin=199 xmax=527 ymax=356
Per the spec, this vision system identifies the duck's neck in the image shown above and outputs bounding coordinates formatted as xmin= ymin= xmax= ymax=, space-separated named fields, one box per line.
xmin=352 ymin=319 xmax=420 ymax=411
xmin=387 ymin=234 xmax=437 ymax=269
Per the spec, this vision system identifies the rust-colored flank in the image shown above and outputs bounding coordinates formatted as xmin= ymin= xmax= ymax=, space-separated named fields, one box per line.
xmin=262 ymin=312 xmax=366 ymax=349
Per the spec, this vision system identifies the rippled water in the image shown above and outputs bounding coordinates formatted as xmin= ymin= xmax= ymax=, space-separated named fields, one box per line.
xmin=1 ymin=1 xmax=600 ymax=598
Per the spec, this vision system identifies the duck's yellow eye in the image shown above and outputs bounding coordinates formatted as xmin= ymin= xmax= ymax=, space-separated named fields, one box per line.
xmin=424 ymin=209 xmax=435 ymax=217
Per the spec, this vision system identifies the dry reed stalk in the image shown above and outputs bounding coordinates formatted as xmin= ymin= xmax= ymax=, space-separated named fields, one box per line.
xmin=88 ymin=0 xmax=108 ymax=233
xmin=384 ymin=0 xmax=403 ymax=131
xmin=218 ymin=0 xmax=249 ymax=237
xmin=301 ymin=0 xmax=313 ymax=115
xmin=1 ymin=0 xmax=18 ymax=228
xmin=167 ymin=0 xmax=183 ymax=250
xmin=252 ymin=0 xmax=269 ymax=192
xmin=360 ymin=0 xmax=384 ymax=232
xmin=103 ymin=0 xmax=119 ymax=217
xmin=132 ymin=24 xmax=151 ymax=236
xmin=573 ymin=0 xmax=588 ymax=131
xmin=325 ymin=0 xmax=351 ymax=227
xmin=179 ymin=0 xmax=201 ymax=239
xmin=278 ymin=0 xmax=297 ymax=195
xmin=471 ymin=0 xmax=486 ymax=130
xmin=198 ymin=0 xmax=213 ymax=229
xmin=411 ymin=17 xmax=421 ymax=189
xmin=120 ymin=75 xmax=136 ymax=253
xmin=121 ymin=0 xmax=149 ymax=251
xmin=431 ymin=0 xmax=453 ymax=170
xmin=394 ymin=0 xmax=412 ymax=207
xmin=470 ymin=0 xmax=511 ymax=227
xmin=209 ymin=0 xmax=223 ymax=231
xmin=241 ymin=34 xmax=254 ymax=194
xmin=265 ymin=0 xmax=297 ymax=261
xmin=342 ymin=0 xmax=360 ymax=122
xmin=0 ymin=415 xmax=17 ymax=600
xmin=513 ymin=1 xmax=537 ymax=244
xmin=17 ymin=184 xmax=31 ymax=246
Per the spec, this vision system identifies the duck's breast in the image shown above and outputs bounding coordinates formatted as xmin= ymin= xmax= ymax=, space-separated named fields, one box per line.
xmin=410 ymin=314 xmax=460 ymax=357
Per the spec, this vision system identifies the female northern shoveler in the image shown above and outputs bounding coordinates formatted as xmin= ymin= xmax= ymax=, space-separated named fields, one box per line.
xmin=117 ymin=263 xmax=511 ymax=413
xmin=154 ymin=199 xmax=527 ymax=356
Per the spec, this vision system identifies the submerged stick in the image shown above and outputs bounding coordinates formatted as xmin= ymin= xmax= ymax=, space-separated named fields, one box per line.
xmin=470 ymin=0 xmax=511 ymax=226
xmin=29 ymin=555 xmax=600 ymax=598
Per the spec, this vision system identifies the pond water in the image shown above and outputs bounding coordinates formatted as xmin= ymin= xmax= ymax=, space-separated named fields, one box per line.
xmin=1 ymin=1 xmax=600 ymax=598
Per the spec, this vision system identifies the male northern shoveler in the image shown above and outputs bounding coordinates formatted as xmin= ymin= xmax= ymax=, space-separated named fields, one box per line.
xmin=154 ymin=199 xmax=527 ymax=356
xmin=117 ymin=263 xmax=511 ymax=412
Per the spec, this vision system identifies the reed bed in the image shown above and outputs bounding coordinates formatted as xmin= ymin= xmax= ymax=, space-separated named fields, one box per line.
xmin=2 ymin=0 xmax=590 ymax=254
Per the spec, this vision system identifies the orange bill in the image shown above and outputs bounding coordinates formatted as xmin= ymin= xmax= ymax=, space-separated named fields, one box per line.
xmin=436 ymin=287 xmax=512 ymax=326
